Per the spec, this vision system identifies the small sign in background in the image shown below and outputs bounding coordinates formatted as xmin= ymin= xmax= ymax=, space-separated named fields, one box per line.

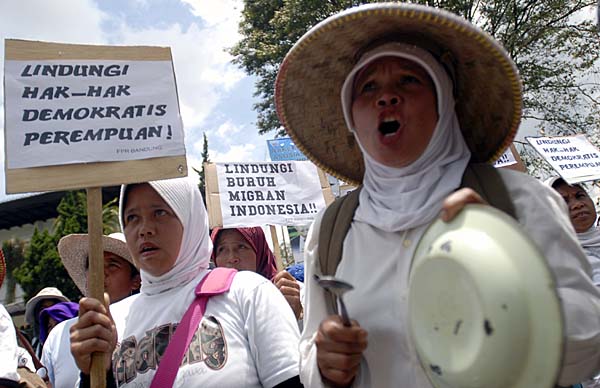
xmin=526 ymin=134 xmax=600 ymax=184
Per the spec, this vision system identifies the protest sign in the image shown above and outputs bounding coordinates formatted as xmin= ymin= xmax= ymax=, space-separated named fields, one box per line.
xmin=267 ymin=137 xmax=307 ymax=161
xmin=526 ymin=134 xmax=600 ymax=184
xmin=493 ymin=144 xmax=526 ymax=172
xmin=4 ymin=39 xmax=187 ymax=193
xmin=205 ymin=161 xmax=333 ymax=228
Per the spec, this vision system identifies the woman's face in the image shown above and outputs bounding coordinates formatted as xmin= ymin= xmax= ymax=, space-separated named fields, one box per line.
xmin=351 ymin=56 xmax=438 ymax=168
xmin=102 ymin=252 xmax=140 ymax=303
xmin=555 ymin=182 xmax=597 ymax=233
xmin=122 ymin=184 xmax=184 ymax=277
xmin=214 ymin=229 xmax=257 ymax=272
xmin=47 ymin=317 xmax=58 ymax=334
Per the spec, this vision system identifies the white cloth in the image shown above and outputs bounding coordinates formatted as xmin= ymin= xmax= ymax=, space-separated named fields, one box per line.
xmin=16 ymin=347 xmax=34 ymax=372
xmin=300 ymin=169 xmax=600 ymax=387
xmin=340 ymin=43 xmax=471 ymax=232
xmin=578 ymin=226 xmax=600 ymax=286
xmin=119 ymin=177 xmax=212 ymax=295
xmin=41 ymin=318 xmax=77 ymax=388
xmin=0 ymin=304 xmax=20 ymax=383
xmin=111 ymin=270 xmax=300 ymax=388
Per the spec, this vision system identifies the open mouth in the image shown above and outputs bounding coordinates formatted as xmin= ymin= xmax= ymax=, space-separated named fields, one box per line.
xmin=378 ymin=120 xmax=400 ymax=136
xmin=140 ymin=243 xmax=158 ymax=254
xmin=572 ymin=211 xmax=589 ymax=219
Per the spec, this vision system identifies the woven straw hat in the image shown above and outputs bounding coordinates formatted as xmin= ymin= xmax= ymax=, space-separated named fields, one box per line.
xmin=24 ymin=287 xmax=69 ymax=325
xmin=57 ymin=232 xmax=135 ymax=296
xmin=275 ymin=2 xmax=522 ymax=185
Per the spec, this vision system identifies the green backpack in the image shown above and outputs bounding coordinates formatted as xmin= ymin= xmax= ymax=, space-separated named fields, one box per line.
xmin=317 ymin=162 xmax=517 ymax=315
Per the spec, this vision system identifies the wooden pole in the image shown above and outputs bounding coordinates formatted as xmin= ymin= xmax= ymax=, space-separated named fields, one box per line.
xmin=270 ymin=225 xmax=284 ymax=271
xmin=86 ymin=187 xmax=105 ymax=388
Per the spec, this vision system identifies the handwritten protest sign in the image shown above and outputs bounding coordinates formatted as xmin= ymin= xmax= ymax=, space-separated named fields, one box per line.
xmin=526 ymin=134 xmax=600 ymax=184
xmin=205 ymin=161 xmax=333 ymax=228
xmin=4 ymin=39 xmax=187 ymax=193
xmin=494 ymin=147 xmax=517 ymax=168
xmin=493 ymin=144 xmax=526 ymax=172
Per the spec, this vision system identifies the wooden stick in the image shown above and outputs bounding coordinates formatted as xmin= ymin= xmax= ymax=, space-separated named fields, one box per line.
xmin=270 ymin=225 xmax=284 ymax=271
xmin=86 ymin=187 xmax=105 ymax=388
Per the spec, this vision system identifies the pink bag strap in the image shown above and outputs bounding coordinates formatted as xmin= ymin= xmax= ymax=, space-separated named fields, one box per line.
xmin=150 ymin=268 xmax=237 ymax=388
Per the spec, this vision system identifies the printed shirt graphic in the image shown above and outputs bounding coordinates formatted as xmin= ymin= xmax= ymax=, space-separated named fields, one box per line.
xmin=108 ymin=270 xmax=300 ymax=388
xmin=113 ymin=315 xmax=228 ymax=385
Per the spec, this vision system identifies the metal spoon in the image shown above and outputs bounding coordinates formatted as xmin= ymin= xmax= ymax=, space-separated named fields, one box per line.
xmin=314 ymin=274 xmax=354 ymax=326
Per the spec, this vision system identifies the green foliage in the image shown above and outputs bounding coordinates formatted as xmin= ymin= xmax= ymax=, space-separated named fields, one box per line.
xmin=2 ymin=239 xmax=26 ymax=304
xmin=194 ymin=132 xmax=211 ymax=204
xmin=231 ymin=0 xmax=600 ymax=152
xmin=13 ymin=228 xmax=80 ymax=301
xmin=13 ymin=190 xmax=120 ymax=302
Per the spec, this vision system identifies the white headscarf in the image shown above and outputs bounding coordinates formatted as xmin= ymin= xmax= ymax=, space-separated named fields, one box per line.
xmin=340 ymin=42 xmax=471 ymax=232
xmin=119 ymin=177 xmax=212 ymax=295
xmin=578 ymin=226 xmax=600 ymax=249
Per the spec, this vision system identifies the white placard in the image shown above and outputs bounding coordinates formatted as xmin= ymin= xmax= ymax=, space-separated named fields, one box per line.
xmin=493 ymin=147 xmax=517 ymax=168
xmin=526 ymin=134 xmax=600 ymax=184
xmin=216 ymin=161 xmax=327 ymax=227
xmin=4 ymin=59 xmax=185 ymax=168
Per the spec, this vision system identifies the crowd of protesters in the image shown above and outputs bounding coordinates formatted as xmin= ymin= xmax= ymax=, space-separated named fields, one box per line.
xmin=2 ymin=2 xmax=600 ymax=388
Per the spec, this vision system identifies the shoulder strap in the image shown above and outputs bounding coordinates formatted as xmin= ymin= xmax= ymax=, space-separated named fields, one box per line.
xmin=318 ymin=187 xmax=362 ymax=315
xmin=150 ymin=268 xmax=237 ymax=388
xmin=460 ymin=163 xmax=517 ymax=219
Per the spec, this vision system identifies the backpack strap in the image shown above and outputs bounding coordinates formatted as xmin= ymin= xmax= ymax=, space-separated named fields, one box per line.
xmin=460 ymin=163 xmax=517 ymax=219
xmin=150 ymin=268 xmax=237 ymax=388
xmin=318 ymin=187 xmax=362 ymax=315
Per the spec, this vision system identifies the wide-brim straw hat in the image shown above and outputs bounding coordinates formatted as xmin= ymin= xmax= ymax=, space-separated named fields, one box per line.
xmin=24 ymin=287 xmax=69 ymax=325
xmin=57 ymin=232 xmax=135 ymax=296
xmin=275 ymin=2 xmax=522 ymax=185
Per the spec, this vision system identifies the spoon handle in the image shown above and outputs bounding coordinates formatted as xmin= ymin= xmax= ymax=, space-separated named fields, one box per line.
xmin=338 ymin=297 xmax=352 ymax=327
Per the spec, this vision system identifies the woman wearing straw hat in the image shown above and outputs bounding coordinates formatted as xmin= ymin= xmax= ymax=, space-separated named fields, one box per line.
xmin=24 ymin=286 xmax=69 ymax=358
xmin=275 ymin=3 xmax=600 ymax=388
xmin=40 ymin=233 xmax=141 ymax=388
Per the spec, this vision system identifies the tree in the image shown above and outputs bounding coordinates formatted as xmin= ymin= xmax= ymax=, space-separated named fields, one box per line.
xmin=194 ymin=132 xmax=211 ymax=203
xmin=2 ymin=239 xmax=26 ymax=304
xmin=231 ymin=0 xmax=600 ymax=172
xmin=14 ymin=190 xmax=121 ymax=301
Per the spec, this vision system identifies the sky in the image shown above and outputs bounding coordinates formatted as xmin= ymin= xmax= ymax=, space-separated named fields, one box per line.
xmin=0 ymin=0 xmax=269 ymax=201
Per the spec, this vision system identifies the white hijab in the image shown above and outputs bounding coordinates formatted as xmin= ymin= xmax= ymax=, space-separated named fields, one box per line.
xmin=119 ymin=177 xmax=212 ymax=295
xmin=340 ymin=43 xmax=471 ymax=232
xmin=578 ymin=225 xmax=600 ymax=249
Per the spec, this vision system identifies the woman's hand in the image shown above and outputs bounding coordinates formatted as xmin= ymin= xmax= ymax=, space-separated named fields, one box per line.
xmin=70 ymin=294 xmax=116 ymax=374
xmin=272 ymin=270 xmax=303 ymax=319
xmin=441 ymin=188 xmax=487 ymax=222
xmin=315 ymin=315 xmax=368 ymax=387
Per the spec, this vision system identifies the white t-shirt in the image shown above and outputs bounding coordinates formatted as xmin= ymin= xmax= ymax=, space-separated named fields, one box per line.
xmin=110 ymin=270 xmax=300 ymax=388
xmin=41 ymin=318 xmax=77 ymax=388
xmin=300 ymin=169 xmax=600 ymax=387
xmin=0 ymin=304 xmax=20 ymax=383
